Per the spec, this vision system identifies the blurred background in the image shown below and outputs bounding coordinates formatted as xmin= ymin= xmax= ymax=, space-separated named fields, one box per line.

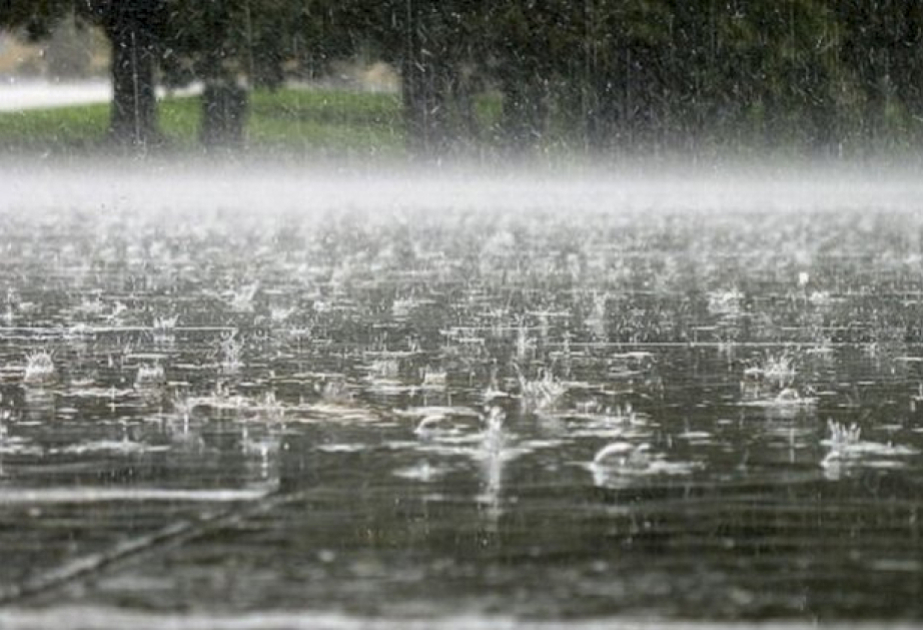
xmin=0 ymin=14 xmax=108 ymax=79
xmin=1 ymin=2 xmax=922 ymax=161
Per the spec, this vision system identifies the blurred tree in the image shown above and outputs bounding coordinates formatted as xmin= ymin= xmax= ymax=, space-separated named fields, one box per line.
xmin=1 ymin=0 xmax=167 ymax=147
xmin=44 ymin=13 xmax=99 ymax=79
xmin=834 ymin=0 xmax=923 ymax=149
xmin=159 ymin=0 xmax=344 ymax=148
xmin=394 ymin=0 xmax=486 ymax=154
xmin=0 ymin=0 xmax=72 ymax=40
xmin=5 ymin=0 xmax=923 ymax=155
xmin=486 ymin=0 xmax=555 ymax=150
xmin=328 ymin=0 xmax=488 ymax=155
xmin=161 ymin=1 xmax=254 ymax=148
xmin=85 ymin=0 xmax=168 ymax=147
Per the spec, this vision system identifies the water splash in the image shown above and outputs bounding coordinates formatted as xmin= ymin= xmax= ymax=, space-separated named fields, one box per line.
xmin=219 ymin=330 xmax=243 ymax=373
xmin=135 ymin=363 xmax=165 ymax=388
xmin=517 ymin=368 xmax=567 ymax=414
xmin=821 ymin=418 xmax=918 ymax=478
xmin=23 ymin=351 xmax=55 ymax=385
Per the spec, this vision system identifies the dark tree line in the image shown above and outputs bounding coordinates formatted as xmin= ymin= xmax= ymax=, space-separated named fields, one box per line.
xmin=4 ymin=0 xmax=923 ymax=155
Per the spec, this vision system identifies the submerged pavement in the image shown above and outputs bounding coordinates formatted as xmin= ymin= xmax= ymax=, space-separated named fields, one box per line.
xmin=1 ymin=170 xmax=923 ymax=626
xmin=4 ymin=608 xmax=923 ymax=630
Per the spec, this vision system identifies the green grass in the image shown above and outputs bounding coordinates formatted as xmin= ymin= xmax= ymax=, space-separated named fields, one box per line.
xmin=0 ymin=101 xmax=110 ymax=151
xmin=0 ymin=87 xmax=406 ymax=157
xmin=245 ymin=89 xmax=404 ymax=157
xmin=4 ymin=84 xmax=922 ymax=163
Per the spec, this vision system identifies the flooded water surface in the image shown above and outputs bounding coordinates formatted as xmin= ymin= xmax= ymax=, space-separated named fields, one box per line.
xmin=1 ymin=166 xmax=923 ymax=625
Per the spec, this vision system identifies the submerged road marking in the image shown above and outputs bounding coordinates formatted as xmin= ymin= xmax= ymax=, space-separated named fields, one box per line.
xmin=0 ymin=485 xmax=276 ymax=504
xmin=0 ymin=482 xmax=305 ymax=606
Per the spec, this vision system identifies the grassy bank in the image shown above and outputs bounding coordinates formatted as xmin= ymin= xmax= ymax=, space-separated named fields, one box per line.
xmin=4 ymin=85 xmax=922 ymax=166
xmin=0 ymin=87 xmax=406 ymax=157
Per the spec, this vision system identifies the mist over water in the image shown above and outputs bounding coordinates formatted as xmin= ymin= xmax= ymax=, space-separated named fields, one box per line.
xmin=1 ymin=160 xmax=923 ymax=625
xmin=4 ymin=159 xmax=923 ymax=217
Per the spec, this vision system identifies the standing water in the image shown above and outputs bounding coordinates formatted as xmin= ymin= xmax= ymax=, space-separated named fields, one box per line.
xmin=0 ymin=163 xmax=922 ymax=627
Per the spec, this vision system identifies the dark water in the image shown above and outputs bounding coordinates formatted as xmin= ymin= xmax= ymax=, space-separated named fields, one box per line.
xmin=1 ymin=173 xmax=923 ymax=625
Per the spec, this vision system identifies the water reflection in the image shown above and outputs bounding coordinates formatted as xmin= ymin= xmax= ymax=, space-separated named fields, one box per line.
xmin=474 ymin=407 xmax=507 ymax=529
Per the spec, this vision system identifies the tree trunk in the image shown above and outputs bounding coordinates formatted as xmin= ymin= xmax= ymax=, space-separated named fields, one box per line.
xmin=587 ymin=71 xmax=621 ymax=151
xmin=106 ymin=17 xmax=159 ymax=147
xmin=200 ymin=82 xmax=248 ymax=149
xmin=401 ymin=50 xmax=432 ymax=155
xmin=399 ymin=1 xmax=454 ymax=157
xmin=500 ymin=71 xmax=546 ymax=152
xmin=402 ymin=56 xmax=453 ymax=156
xmin=195 ymin=1 xmax=248 ymax=149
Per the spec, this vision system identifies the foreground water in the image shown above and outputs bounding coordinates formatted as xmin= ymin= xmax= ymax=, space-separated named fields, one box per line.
xmin=1 ymin=166 xmax=923 ymax=625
